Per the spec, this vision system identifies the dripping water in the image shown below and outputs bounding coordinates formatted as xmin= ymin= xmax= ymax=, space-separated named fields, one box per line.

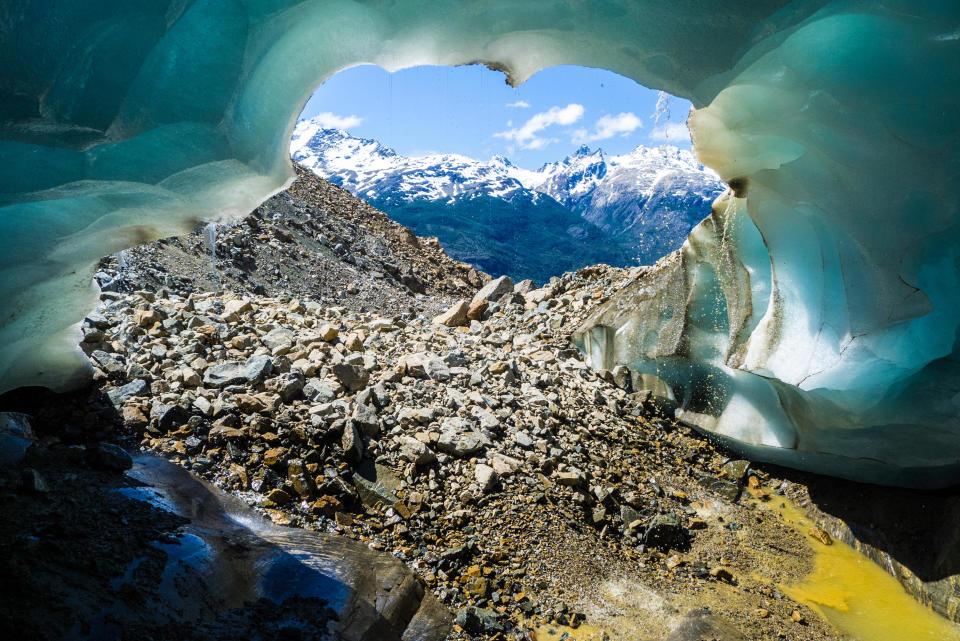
xmin=202 ymin=222 xmax=219 ymax=286
xmin=109 ymin=248 xmax=132 ymax=292
xmin=651 ymin=90 xmax=671 ymax=136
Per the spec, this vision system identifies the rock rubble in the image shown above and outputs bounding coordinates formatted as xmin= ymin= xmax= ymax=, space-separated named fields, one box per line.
xmin=80 ymin=260 xmax=830 ymax=640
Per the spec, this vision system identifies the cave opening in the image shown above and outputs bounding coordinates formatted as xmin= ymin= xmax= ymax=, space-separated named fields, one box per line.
xmin=2 ymin=3 xmax=960 ymax=640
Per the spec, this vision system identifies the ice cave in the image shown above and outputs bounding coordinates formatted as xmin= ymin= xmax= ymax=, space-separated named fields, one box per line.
xmin=1 ymin=1 xmax=958 ymax=487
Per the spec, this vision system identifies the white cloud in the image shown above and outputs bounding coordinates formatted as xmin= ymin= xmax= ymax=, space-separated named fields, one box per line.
xmin=571 ymin=112 xmax=643 ymax=144
xmin=311 ymin=111 xmax=364 ymax=130
xmin=506 ymin=100 xmax=531 ymax=108
xmin=649 ymin=121 xmax=689 ymax=142
xmin=494 ymin=103 xmax=584 ymax=150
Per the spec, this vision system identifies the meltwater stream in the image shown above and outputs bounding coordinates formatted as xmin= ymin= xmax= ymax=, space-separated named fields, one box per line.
xmin=119 ymin=456 xmax=960 ymax=641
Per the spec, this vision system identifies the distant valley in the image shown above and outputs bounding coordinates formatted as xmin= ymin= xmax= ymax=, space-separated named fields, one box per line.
xmin=291 ymin=121 xmax=725 ymax=283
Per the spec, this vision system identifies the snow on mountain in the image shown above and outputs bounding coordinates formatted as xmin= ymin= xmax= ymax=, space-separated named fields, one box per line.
xmin=511 ymin=143 xmax=725 ymax=241
xmin=291 ymin=124 xmax=532 ymax=204
xmin=290 ymin=119 xmax=726 ymax=270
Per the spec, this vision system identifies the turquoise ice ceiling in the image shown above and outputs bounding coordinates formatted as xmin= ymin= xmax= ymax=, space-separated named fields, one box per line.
xmin=1 ymin=1 xmax=958 ymax=485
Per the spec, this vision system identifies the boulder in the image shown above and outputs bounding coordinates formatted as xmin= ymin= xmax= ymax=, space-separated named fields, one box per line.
xmin=150 ymin=402 xmax=189 ymax=432
xmin=474 ymin=464 xmax=498 ymax=492
xmin=466 ymin=299 xmax=488 ymax=320
xmin=437 ymin=430 xmax=485 ymax=457
xmin=433 ymin=300 xmax=470 ymax=327
xmin=87 ymin=442 xmax=133 ymax=471
xmin=643 ymin=512 xmax=690 ymax=551
xmin=341 ymin=423 xmax=364 ymax=462
xmin=107 ymin=379 xmax=149 ymax=405
xmin=263 ymin=328 xmax=294 ymax=354
xmin=91 ymin=350 xmax=125 ymax=376
xmin=352 ymin=402 xmax=380 ymax=436
xmin=471 ymin=275 xmax=513 ymax=305
xmin=397 ymin=435 xmax=437 ymax=465
xmin=333 ymin=363 xmax=369 ymax=392
xmin=202 ymin=355 xmax=273 ymax=387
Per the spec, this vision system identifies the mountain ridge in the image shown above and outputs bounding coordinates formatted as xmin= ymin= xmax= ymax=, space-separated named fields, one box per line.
xmin=290 ymin=121 xmax=726 ymax=281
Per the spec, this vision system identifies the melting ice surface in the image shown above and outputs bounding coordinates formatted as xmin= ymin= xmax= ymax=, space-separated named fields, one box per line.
xmin=0 ymin=1 xmax=959 ymax=485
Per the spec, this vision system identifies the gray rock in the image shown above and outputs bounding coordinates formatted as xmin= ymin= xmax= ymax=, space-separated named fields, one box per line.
xmin=150 ymin=402 xmax=189 ymax=432
xmin=273 ymin=372 xmax=304 ymax=401
xmin=398 ymin=352 xmax=449 ymax=381
xmin=620 ymin=505 xmax=642 ymax=526
xmin=694 ymin=469 xmax=741 ymax=502
xmin=193 ymin=396 xmax=212 ymax=416
xmin=341 ymin=423 xmax=363 ymax=462
xmin=21 ymin=468 xmax=49 ymax=492
xmin=472 ymin=408 xmax=500 ymax=431
xmin=356 ymin=384 xmax=387 ymax=409
xmin=442 ymin=349 xmax=470 ymax=367
xmin=304 ymin=378 xmax=337 ymax=402
xmin=514 ymin=432 xmax=534 ymax=449
xmin=723 ymin=459 xmax=751 ymax=482
xmin=84 ymin=311 xmax=110 ymax=329
xmin=455 ymin=607 xmax=503 ymax=635
xmin=244 ymin=354 xmax=274 ymax=382
xmin=87 ymin=442 xmax=133 ymax=471
xmin=352 ymin=402 xmax=380 ymax=436
xmin=126 ymin=362 xmax=152 ymax=381
xmin=397 ymin=436 xmax=437 ymax=466
xmin=203 ymin=355 xmax=273 ymax=387
xmin=203 ymin=361 xmax=248 ymax=387
xmin=107 ymin=379 xmax=149 ymax=405
xmin=643 ymin=511 xmax=689 ymax=551
xmin=474 ymin=464 xmax=498 ymax=493
xmin=333 ymin=363 xmax=369 ymax=392
xmin=263 ymin=327 xmax=294 ymax=353
xmin=472 ymin=275 xmax=514 ymax=305
xmin=611 ymin=365 xmax=632 ymax=391
xmin=437 ymin=430 xmax=485 ymax=457
xmin=352 ymin=462 xmax=400 ymax=508
xmin=82 ymin=326 xmax=105 ymax=343
xmin=91 ymin=350 xmax=125 ymax=376
xmin=513 ymin=279 xmax=536 ymax=294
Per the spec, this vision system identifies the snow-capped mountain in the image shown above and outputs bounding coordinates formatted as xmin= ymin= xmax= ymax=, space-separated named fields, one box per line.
xmin=290 ymin=120 xmax=725 ymax=281
xmin=521 ymin=144 xmax=723 ymax=234
xmin=291 ymin=124 xmax=531 ymax=204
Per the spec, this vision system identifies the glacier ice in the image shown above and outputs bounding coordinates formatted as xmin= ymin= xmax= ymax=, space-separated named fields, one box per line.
xmin=1 ymin=1 xmax=958 ymax=485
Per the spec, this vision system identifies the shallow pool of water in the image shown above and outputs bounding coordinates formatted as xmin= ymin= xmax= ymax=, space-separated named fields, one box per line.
xmin=759 ymin=493 xmax=960 ymax=641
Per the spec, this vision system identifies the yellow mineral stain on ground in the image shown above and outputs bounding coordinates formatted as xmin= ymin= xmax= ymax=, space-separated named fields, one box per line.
xmin=532 ymin=623 xmax=607 ymax=641
xmin=753 ymin=491 xmax=960 ymax=641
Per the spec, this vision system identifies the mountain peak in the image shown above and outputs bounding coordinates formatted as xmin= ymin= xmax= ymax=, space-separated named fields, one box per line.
xmin=574 ymin=144 xmax=593 ymax=156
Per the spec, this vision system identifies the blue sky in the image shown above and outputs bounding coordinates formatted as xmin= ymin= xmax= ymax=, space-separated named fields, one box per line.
xmin=298 ymin=65 xmax=692 ymax=169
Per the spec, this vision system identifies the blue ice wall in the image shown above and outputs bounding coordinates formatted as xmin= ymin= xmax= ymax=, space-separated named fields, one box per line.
xmin=2 ymin=1 xmax=959 ymax=485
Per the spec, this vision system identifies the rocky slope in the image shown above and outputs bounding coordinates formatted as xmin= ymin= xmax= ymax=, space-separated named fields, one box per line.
xmin=71 ymin=261 xmax=839 ymax=640
xmin=96 ymin=166 xmax=487 ymax=318
xmin=289 ymin=124 xmax=725 ymax=281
